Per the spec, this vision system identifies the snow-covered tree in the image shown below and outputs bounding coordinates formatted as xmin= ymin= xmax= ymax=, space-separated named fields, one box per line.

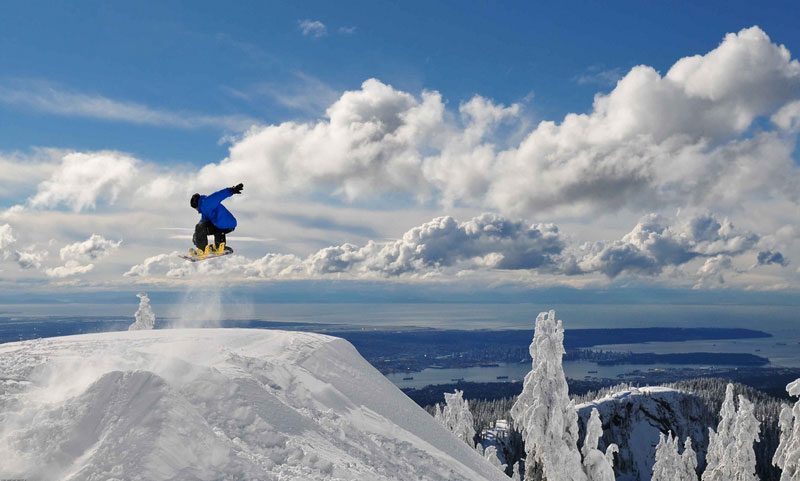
xmin=510 ymin=310 xmax=587 ymax=481
xmin=581 ymin=408 xmax=618 ymax=481
xmin=773 ymin=379 xmax=800 ymax=480
xmin=434 ymin=402 xmax=443 ymax=423
xmin=484 ymin=445 xmax=507 ymax=472
xmin=652 ymin=432 xmax=697 ymax=481
xmin=680 ymin=437 xmax=699 ymax=481
xmin=436 ymin=389 xmax=476 ymax=446
xmin=702 ymin=383 xmax=760 ymax=481
xmin=732 ymin=396 xmax=760 ymax=481
xmin=703 ymin=384 xmax=737 ymax=481
xmin=128 ymin=292 xmax=155 ymax=330
xmin=652 ymin=432 xmax=679 ymax=481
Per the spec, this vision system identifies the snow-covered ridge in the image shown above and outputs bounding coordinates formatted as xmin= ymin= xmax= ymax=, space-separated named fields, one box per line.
xmin=0 ymin=329 xmax=507 ymax=481
xmin=576 ymin=386 xmax=710 ymax=481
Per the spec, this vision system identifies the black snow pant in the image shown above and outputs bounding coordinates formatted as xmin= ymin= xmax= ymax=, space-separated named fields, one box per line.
xmin=193 ymin=221 xmax=234 ymax=250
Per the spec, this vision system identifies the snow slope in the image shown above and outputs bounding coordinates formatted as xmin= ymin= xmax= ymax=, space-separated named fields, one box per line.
xmin=576 ymin=386 xmax=710 ymax=481
xmin=0 ymin=329 xmax=507 ymax=481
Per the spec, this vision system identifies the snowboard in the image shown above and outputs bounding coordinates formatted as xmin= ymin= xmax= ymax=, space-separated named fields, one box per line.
xmin=179 ymin=248 xmax=233 ymax=262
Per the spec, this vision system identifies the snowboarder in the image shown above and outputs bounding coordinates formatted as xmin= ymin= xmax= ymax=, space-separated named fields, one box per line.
xmin=188 ymin=183 xmax=243 ymax=258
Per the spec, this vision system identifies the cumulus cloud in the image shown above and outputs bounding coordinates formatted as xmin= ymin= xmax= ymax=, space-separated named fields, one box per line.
xmin=0 ymin=224 xmax=15 ymax=250
xmin=125 ymin=213 xmax=565 ymax=279
xmin=0 ymin=224 xmax=16 ymax=262
xmin=307 ymin=214 xmax=564 ymax=276
xmin=45 ymin=260 xmax=95 ymax=278
xmin=298 ymin=19 xmax=327 ymax=37
xmin=123 ymin=253 xmax=171 ymax=278
xmin=41 ymin=234 xmax=122 ymax=278
xmin=694 ymin=255 xmax=734 ymax=288
xmin=59 ymin=234 xmax=121 ymax=262
xmin=0 ymin=224 xmax=45 ymax=270
xmin=29 ymin=151 xmax=138 ymax=211
xmin=570 ymin=213 xmax=759 ymax=278
xmin=120 ymin=210 xmax=784 ymax=289
xmin=196 ymin=27 xmax=800 ymax=218
xmin=13 ymin=249 xmax=46 ymax=270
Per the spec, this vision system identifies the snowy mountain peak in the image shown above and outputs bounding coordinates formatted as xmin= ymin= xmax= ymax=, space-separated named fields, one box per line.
xmin=0 ymin=329 xmax=507 ymax=481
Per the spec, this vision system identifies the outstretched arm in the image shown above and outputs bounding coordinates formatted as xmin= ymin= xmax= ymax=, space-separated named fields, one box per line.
xmin=203 ymin=187 xmax=234 ymax=210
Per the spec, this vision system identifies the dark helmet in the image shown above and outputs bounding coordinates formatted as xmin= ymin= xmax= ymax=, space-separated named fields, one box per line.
xmin=190 ymin=193 xmax=200 ymax=209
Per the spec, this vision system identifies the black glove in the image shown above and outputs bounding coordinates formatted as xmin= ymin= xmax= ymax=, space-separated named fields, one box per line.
xmin=230 ymin=183 xmax=244 ymax=195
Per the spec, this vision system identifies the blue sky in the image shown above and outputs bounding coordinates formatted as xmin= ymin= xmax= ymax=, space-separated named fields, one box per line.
xmin=1 ymin=1 xmax=799 ymax=304
xmin=4 ymin=1 xmax=799 ymax=164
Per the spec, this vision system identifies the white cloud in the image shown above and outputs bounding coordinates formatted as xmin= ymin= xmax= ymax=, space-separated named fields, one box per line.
xmin=121 ymin=211 xmax=780 ymax=289
xmin=338 ymin=26 xmax=357 ymax=35
xmin=123 ymin=253 xmax=172 ymax=278
xmin=59 ymin=234 xmax=121 ymax=262
xmin=43 ymin=234 xmax=122 ymax=278
xmin=772 ymin=99 xmax=800 ymax=131
xmin=569 ymin=213 xmax=760 ymax=278
xmin=198 ymin=78 xmax=443 ymax=200
xmin=125 ymin=213 xmax=565 ymax=280
xmin=29 ymin=151 xmax=139 ymax=211
xmin=200 ymin=27 xmax=800 ymax=219
xmin=45 ymin=260 xmax=95 ymax=278
xmin=0 ymin=224 xmax=15 ymax=250
xmin=0 ymin=151 xmax=58 ymax=199
xmin=0 ymin=80 xmax=259 ymax=131
xmin=4 ymin=26 xmax=800 ymax=292
xmin=298 ymin=19 xmax=327 ymax=38
xmin=694 ymin=255 xmax=734 ymax=288
xmin=13 ymin=249 xmax=46 ymax=270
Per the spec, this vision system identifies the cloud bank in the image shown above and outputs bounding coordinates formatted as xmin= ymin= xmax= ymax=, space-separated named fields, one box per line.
xmin=196 ymin=26 xmax=799 ymax=218
xmin=2 ymin=27 xmax=799 ymax=291
xmin=568 ymin=214 xmax=760 ymax=278
xmin=124 ymin=212 xmax=780 ymax=288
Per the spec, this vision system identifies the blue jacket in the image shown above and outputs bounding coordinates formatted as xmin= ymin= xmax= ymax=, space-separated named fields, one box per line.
xmin=197 ymin=188 xmax=237 ymax=229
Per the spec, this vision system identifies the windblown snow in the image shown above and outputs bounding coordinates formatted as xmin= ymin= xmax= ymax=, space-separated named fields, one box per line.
xmin=0 ymin=329 xmax=508 ymax=481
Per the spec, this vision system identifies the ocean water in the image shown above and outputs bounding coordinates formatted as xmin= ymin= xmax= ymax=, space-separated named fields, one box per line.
xmin=384 ymin=360 xmax=725 ymax=389
xmin=5 ymin=302 xmax=799 ymax=331
xmin=592 ymin=328 xmax=800 ymax=368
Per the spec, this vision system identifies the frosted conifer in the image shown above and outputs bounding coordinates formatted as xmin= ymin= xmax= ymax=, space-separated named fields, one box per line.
xmin=702 ymin=384 xmax=760 ymax=481
xmin=652 ymin=432 xmax=678 ymax=481
xmin=484 ymin=445 xmax=507 ymax=471
xmin=581 ymin=408 xmax=617 ymax=481
xmin=680 ymin=438 xmax=699 ymax=481
xmin=653 ymin=432 xmax=697 ymax=481
xmin=702 ymin=384 xmax=737 ymax=481
xmin=732 ymin=395 xmax=760 ymax=481
xmin=438 ymin=389 xmax=476 ymax=445
xmin=773 ymin=379 xmax=800 ymax=480
xmin=128 ymin=292 xmax=155 ymax=330
xmin=434 ymin=403 xmax=443 ymax=424
xmin=510 ymin=310 xmax=587 ymax=481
